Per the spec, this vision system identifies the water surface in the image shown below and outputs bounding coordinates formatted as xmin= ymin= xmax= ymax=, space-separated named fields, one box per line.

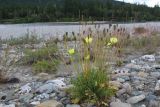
xmin=0 ymin=22 xmax=160 ymax=39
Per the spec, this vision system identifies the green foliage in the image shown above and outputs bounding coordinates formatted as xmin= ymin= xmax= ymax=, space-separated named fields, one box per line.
xmin=23 ymin=43 xmax=59 ymax=73
xmin=0 ymin=0 xmax=160 ymax=23
xmin=24 ymin=44 xmax=58 ymax=64
xmin=33 ymin=60 xmax=59 ymax=73
xmin=70 ymin=69 xmax=116 ymax=106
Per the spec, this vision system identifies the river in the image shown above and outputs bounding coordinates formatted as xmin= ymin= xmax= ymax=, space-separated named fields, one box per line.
xmin=0 ymin=22 xmax=160 ymax=39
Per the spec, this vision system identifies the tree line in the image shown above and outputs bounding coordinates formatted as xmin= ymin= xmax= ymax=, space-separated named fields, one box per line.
xmin=0 ymin=0 xmax=160 ymax=23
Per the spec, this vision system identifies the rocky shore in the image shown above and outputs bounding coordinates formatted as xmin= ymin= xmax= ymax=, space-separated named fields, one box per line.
xmin=1 ymin=42 xmax=160 ymax=107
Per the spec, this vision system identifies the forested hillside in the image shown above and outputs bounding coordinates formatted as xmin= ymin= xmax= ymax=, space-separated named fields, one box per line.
xmin=0 ymin=0 xmax=160 ymax=23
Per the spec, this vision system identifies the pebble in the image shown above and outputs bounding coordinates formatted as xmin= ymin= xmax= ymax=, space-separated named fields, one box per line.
xmin=126 ymin=94 xmax=145 ymax=104
xmin=110 ymin=101 xmax=132 ymax=107
xmin=141 ymin=55 xmax=155 ymax=62
xmin=148 ymin=100 xmax=159 ymax=107
xmin=30 ymin=101 xmax=41 ymax=105
xmin=66 ymin=104 xmax=80 ymax=107
xmin=123 ymin=83 xmax=132 ymax=94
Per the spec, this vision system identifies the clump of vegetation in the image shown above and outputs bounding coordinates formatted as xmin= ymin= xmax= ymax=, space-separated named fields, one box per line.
xmin=70 ymin=69 xmax=116 ymax=106
xmin=33 ymin=60 xmax=59 ymax=73
xmin=24 ymin=45 xmax=58 ymax=64
xmin=63 ymin=28 xmax=118 ymax=106
xmin=23 ymin=43 xmax=59 ymax=73
xmin=118 ymin=34 xmax=160 ymax=54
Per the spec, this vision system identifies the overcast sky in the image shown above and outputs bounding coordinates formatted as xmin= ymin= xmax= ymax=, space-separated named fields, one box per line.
xmin=117 ymin=0 xmax=160 ymax=7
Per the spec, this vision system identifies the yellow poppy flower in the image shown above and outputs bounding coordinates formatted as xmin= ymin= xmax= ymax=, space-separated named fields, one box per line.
xmin=84 ymin=54 xmax=90 ymax=60
xmin=85 ymin=37 xmax=93 ymax=44
xmin=68 ymin=48 xmax=75 ymax=55
xmin=110 ymin=37 xmax=118 ymax=44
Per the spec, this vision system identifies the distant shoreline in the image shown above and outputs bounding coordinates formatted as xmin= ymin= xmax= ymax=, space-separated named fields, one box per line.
xmin=1 ymin=21 xmax=160 ymax=26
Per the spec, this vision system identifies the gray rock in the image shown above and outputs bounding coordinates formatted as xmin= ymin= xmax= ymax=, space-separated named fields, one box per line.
xmin=36 ymin=83 xmax=55 ymax=94
xmin=123 ymin=83 xmax=132 ymax=94
xmin=116 ymin=88 xmax=126 ymax=97
xmin=30 ymin=101 xmax=40 ymax=106
xmin=148 ymin=100 xmax=159 ymax=107
xmin=66 ymin=104 xmax=80 ymax=107
xmin=135 ymin=83 xmax=145 ymax=90
xmin=1 ymin=104 xmax=15 ymax=107
xmin=146 ymin=94 xmax=157 ymax=101
xmin=131 ymin=91 xmax=142 ymax=96
xmin=110 ymin=101 xmax=132 ymax=107
xmin=126 ymin=94 xmax=145 ymax=104
xmin=150 ymin=72 xmax=160 ymax=78
xmin=121 ymin=76 xmax=130 ymax=81
xmin=155 ymin=80 xmax=160 ymax=95
xmin=19 ymin=83 xmax=32 ymax=94
xmin=33 ymin=93 xmax=50 ymax=101
xmin=140 ymin=104 xmax=146 ymax=107
xmin=141 ymin=55 xmax=155 ymax=62
xmin=152 ymin=64 xmax=160 ymax=69
xmin=58 ymin=92 xmax=66 ymax=98
xmin=36 ymin=78 xmax=67 ymax=94
xmin=117 ymin=78 xmax=125 ymax=83
xmin=19 ymin=93 xmax=33 ymax=103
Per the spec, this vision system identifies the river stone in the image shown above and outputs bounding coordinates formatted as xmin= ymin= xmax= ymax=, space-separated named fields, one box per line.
xmin=36 ymin=83 xmax=55 ymax=94
xmin=131 ymin=91 xmax=142 ymax=96
xmin=150 ymin=72 xmax=160 ymax=78
xmin=36 ymin=78 xmax=66 ymax=94
xmin=126 ymin=94 xmax=145 ymax=104
xmin=148 ymin=100 xmax=159 ymax=107
xmin=66 ymin=104 xmax=80 ymax=107
xmin=116 ymin=88 xmax=126 ymax=97
xmin=154 ymin=80 xmax=160 ymax=95
xmin=138 ymin=72 xmax=149 ymax=78
xmin=1 ymin=104 xmax=15 ymax=107
xmin=123 ymin=83 xmax=132 ymax=94
xmin=19 ymin=83 xmax=32 ymax=94
xmin=36 ymin=100 xmax=63 ymax=107
xmin=34 ymin=93 xmax=50 ymax=101
xmin=146 ymin=94 xmax=157 ymax=101
xmin=110 ymin=101 xmax=132 ymax=107
xmin=19 ymin=93 xmax=33 ymax=103
xmin=140 ymin=104 xmax=146 ymax=107
xmin=141 ymin=55 xmax=155 ymax=62
xmin=30 ymin=101 xmax=41 ymax=106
